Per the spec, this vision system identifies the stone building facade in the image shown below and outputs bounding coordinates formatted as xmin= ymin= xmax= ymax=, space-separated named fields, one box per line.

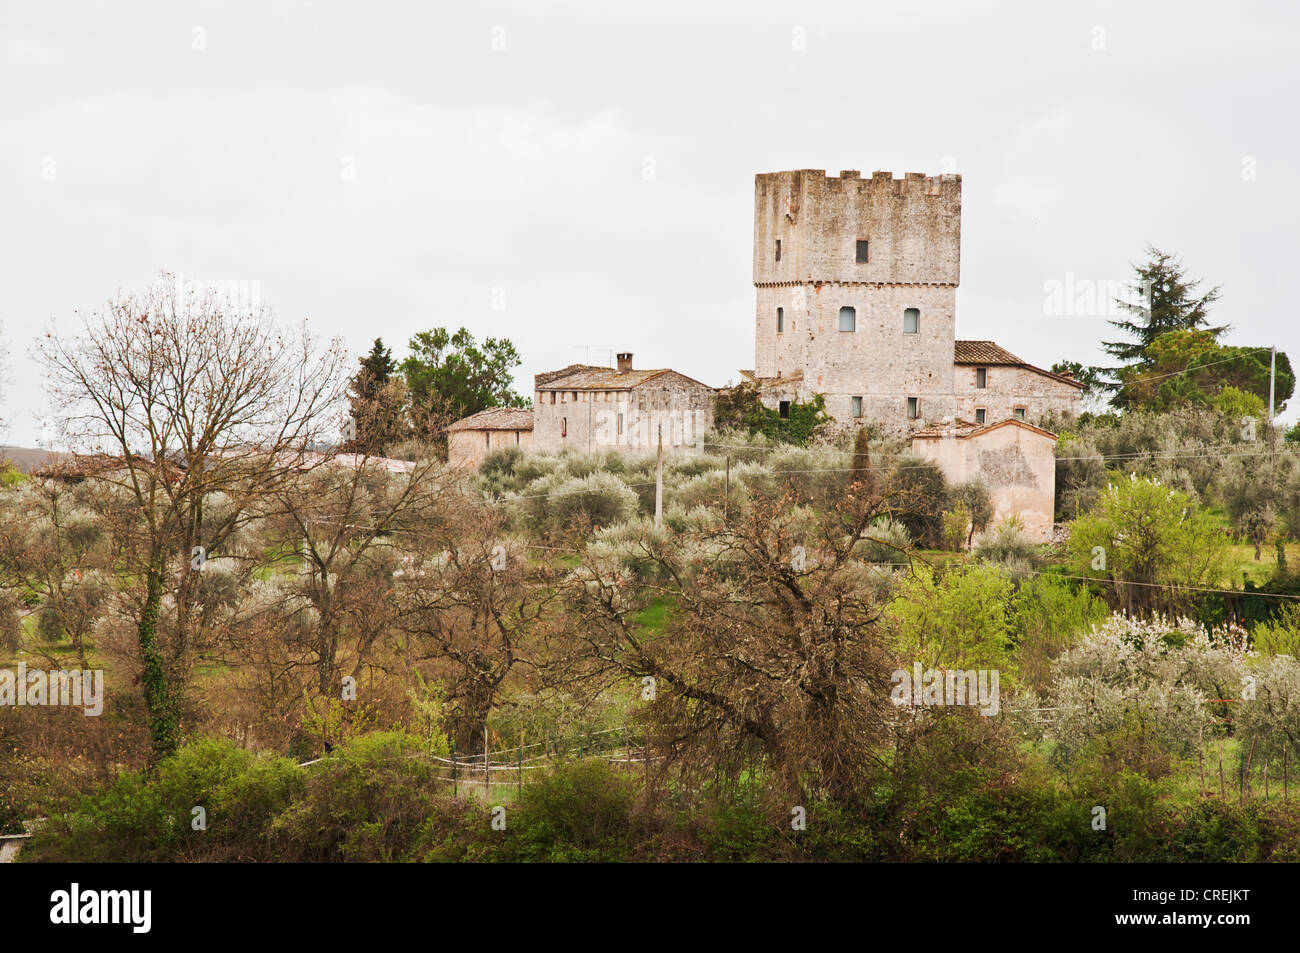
xmin=911 ymin=418 xmax=1058 ymax=542
xmin=953 ymin=341 xmax=1083 ymax=426
xmin=749 ymin=169 xmax=1081 ymax=433
xmin=446 ymin=407 xmax=533 ymax=469
xmin=532 ymin=353 xmax=714 ymax=455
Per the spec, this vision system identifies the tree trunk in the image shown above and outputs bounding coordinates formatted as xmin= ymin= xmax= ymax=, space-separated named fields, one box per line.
xmin=138 ymin=554 xmax=178 ymax=762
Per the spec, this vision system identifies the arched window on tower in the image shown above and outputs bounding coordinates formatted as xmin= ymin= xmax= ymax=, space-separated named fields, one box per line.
xmin=838 ymin=307 xmax=856 ymax=332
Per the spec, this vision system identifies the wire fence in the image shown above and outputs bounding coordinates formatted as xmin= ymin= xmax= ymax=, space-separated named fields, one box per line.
xmin=298 ymin=724 xmax=657 ymax=799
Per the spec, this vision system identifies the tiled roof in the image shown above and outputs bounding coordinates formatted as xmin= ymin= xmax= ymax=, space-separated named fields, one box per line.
xmin=954 ymin=340 xmax=1024 ymax=365
xmin=537 ymin=366 xmax=713 ymax=391
xmin=447 ymin=407 xmax=535 ymax=432
xmin=736 ymin=369 xmax=803 ymax=389
xmin=534 ymin=364 xmax=606 ymax=387
xmin=954 ymin=340 xmax=1084 ymax=388
xmin=911 ymin=417 xmax=1058 ymax=441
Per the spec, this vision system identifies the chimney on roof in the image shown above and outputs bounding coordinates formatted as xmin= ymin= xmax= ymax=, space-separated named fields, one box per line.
xmin=1060 ymin=370 xmax=1074 ymax=380
xmin=616 ymin=352 xmax=633 ymax=372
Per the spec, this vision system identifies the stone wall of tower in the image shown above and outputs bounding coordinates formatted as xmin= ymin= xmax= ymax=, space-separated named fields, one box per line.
xmin=753 ymin=169 xmax=961 ymax=287
xmin=753 ymin=169 xmax=962 ymax=432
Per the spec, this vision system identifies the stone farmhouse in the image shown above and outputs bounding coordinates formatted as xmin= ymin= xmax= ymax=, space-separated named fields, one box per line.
xmin=446 ymin=407 xmax=534 ymax=469
xmin=530 ymin=353 xmax=714 ymax=455
xmin=446 ymin=353 xmax=714 ymax=467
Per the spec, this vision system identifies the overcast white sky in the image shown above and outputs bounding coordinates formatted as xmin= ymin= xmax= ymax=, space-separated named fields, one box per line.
xmin=3 ymin=0 xmax=1297 ymax=445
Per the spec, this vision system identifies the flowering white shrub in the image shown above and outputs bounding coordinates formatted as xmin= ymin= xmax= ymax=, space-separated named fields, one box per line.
xmin=1044 ymin=614 xmax=1251 ymax=765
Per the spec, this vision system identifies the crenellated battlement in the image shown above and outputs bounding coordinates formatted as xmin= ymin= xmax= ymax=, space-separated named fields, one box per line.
xmin=753 ymin=166 xmax=962 ymax=288
xmin=763 ymin=168 xmax=960 ymax=196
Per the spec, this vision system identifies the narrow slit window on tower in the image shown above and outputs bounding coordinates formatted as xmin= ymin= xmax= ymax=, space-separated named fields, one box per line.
xmin=903 ymin=308 xmax=920 ymax=334
xmin=856 ymin=240 xmax=869 ymax=263
xmin=838 ymin=306 xmax=856 ymax=332
xmin=777 ymin=307 xmax=784 ymax=333
xmin=561 ymin=417 xmax=567 ymax=437
xmin=779 ymin=401 xmax=791 ymax=419
xmin=775 ymin=239 xmax=781 ymax=262
xmin=975 ymin=367 xmax=987 ymax=388
xmin=851 ymin=396 xmax=863 ymax=418
xmin=907 ymin=397 xmax=919 ymax=419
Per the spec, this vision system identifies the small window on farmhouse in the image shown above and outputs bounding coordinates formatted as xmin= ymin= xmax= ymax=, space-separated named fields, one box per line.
xmin=838 ymin=306 xmax=856 ymax=332
xmin=485 ymin=432 xmax=491 ymax=449
xmin=975 ymin=408 xmax=986 ymax=425
xmin=779 ymin=401 xmax=791 ymax=419
xmin=549 ymin=392 xmax=555 ymax=404
xmin=975 ymin=367 xmax=987 ymax=389
xmin=1014 ymin=407 xmax=1026 ymax=421
xmin=851 ymin=396 xmax=863 ymax=418
xmin=572 ymin=391 xmax=578 ymax=402
xmin=562 ymin=417 xmax=567 ymax=437
xmin=777 ymin=307 xmax=784 ymax=333
xmin=855 ymin=240 xmax=869 ymax=263
xmin=903 ymin=308 xmax=919 ymax=334
xmin=907 ymin=397 xmax=919 ymax=419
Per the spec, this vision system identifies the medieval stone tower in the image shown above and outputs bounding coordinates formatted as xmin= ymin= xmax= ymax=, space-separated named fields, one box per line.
xmin=753 ymin=169 xmax=963 ymax=427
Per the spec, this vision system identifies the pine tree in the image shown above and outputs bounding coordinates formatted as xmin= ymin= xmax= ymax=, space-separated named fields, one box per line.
xmin=1097 ymin=245 xmax=1227 ymax=406
xmin=346 ymin=338 xmax=403 ymax=453
xmin=354 ymin=338 xmax=396 ymax=402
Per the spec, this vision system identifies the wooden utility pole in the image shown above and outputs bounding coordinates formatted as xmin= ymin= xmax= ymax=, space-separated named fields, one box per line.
xmin=1268 ymin=345 xmax=1279 ymax=473
xmin=1198 ymin=726 xmax=1206 ymax=798
xmin=724 ymin=454 xmax=730 ymax=522
xmin=1244 ymin=736 xmax=1257 ymax=804
xmin=654 ymin=423 xmax=663 ymax=530
xmin=1218 ymin=741 xmax=1225 ymax=799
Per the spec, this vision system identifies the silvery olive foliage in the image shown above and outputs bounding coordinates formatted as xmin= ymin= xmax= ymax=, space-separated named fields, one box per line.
xmin=1038 ymin=615 xmax=1251 ymax=764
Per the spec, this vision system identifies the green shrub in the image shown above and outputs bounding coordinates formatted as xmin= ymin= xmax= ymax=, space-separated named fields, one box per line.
xmin=27 ymin=736 xmax=302 ymax=861
xmin=509 ymin=760 xmax=638 ymax=862
xmin=272 ymin=730 xmax=445 ymax=861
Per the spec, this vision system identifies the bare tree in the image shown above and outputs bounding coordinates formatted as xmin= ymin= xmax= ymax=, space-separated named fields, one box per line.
xmin=37 ymin=276 xmax=347 ymax=759
xmin=398 ymin=507 xmax=558 ymax=752
xmin=260 ymin=443 xmax=457 ymax=698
